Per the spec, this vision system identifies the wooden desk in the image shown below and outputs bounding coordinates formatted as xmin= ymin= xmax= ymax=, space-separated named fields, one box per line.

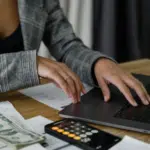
xmin=0 ymin=59 xmax=150 ymax=143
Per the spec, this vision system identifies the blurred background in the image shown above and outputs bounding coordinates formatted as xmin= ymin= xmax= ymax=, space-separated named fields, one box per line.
xmin=39 ymin=0 xmax=150 ymax=63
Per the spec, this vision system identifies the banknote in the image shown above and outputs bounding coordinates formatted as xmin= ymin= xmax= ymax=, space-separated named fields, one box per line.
xmin=0 ymin=113 xmax=45 ymax=149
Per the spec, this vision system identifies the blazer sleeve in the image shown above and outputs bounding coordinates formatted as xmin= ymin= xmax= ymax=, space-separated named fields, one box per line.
xmin=0 ymin=50 xmax=39 ymax=93
xmin=43 ymin=0 xmax=114 ymax=86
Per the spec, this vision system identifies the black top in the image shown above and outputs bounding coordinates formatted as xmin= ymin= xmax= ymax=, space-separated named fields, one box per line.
xmin=0 ymin=24 xmax=24 ymax=54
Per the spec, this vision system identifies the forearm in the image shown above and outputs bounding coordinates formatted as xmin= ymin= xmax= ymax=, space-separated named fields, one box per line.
xmin=62 ymin=44 xmax=113 ymax=86
xmin=0 ymin=50 xmax=39 ymax=92
xmin=43 ymin=0 xmax=114 ymax=86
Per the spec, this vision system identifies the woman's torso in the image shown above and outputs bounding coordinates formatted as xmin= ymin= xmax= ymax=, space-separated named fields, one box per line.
xmin=0 ymin=0 xmax=24 ymax=54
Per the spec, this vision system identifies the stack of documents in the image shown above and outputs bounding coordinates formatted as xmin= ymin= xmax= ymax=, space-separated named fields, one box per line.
xmin=0 ymin=102 xmax=45 ymax=150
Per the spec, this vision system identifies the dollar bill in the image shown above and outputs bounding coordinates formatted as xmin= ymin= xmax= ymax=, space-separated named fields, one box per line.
xmin=0 ymin=113 xmax=45 ymax=149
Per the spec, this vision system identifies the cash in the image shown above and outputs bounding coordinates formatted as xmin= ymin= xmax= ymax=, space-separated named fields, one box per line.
xmin=0 ymin=113 xmax=45 ymax=150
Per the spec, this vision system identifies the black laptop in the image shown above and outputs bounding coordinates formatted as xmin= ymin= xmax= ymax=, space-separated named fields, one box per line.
xmin=59 ymin=74 xmax=150 ymax=134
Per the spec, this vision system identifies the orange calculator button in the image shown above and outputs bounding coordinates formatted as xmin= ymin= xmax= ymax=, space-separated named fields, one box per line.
xmin=63 ymin=131 xmax=69 ymax=135
xmin=68 ymin=134 xmax=75 ymax=138
xmin=52 ymin=127 xmax=59 ymax=131
xmin=58 ymin=129 xmax=64 ymax=133
xmin=74 ymin=136 xmax=81 ymax=140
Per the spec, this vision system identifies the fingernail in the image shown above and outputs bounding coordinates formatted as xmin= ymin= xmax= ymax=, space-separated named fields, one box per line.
xmin=78 ymin=97 xmax=81 ymax=102
xmin=134 ymin=102 xmax=138 ymax=107
xmin=104 ymin=96 xmax=108 ymax=102
xmin=145 ymin=100 xmax=149 ymax=105
xmin=142 ymin=97 xmax=149 ymax=105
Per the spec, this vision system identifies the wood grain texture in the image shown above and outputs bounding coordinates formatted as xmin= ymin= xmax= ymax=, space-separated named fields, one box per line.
xmin=0 ymin=59 xmax=150 ymax=143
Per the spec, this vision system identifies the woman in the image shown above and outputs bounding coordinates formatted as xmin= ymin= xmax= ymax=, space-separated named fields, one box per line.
xmin=0 ymin=0 xmax=149 ymax=106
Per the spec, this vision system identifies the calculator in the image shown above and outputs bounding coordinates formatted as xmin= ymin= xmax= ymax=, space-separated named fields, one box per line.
xmin=45 ymin=119 xmax=121 ymax=150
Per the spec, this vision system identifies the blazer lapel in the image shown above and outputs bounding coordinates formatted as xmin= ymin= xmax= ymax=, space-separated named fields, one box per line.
xmin=17 ymin=0 xmax=48 ymax=51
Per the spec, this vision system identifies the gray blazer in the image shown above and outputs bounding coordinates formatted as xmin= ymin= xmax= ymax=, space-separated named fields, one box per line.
xmin=0 ymin=0 xmax=110 ymax=92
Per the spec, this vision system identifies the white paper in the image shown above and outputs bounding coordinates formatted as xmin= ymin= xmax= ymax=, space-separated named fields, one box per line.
xmin=26 ymin=116 xmax=52 ymax=134
xmin=26 ymin=116 xmax=82 ymax=150
xmin=20 ymin=144 xmax=46 ymax=150
xmin=44 ymin=134 xmax=82 ymax=150
xmin=44 ymin=134 xmax=69 ymax=150
xmin=20 ymin=83 xmax=72 ymax=110
xmin=109 ymin=136 xmax=150 ymax=150
xmin=59 ymin=145 xmax=82 ymax=150
xmin=26 ymin=116 xmax=69 ymax=150
xmin=20 ymin=83 xmax=93 ymax=111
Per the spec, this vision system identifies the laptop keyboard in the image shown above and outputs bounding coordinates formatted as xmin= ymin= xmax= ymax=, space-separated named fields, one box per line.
xmin=114 ymin=103 xmax=150 ymax=124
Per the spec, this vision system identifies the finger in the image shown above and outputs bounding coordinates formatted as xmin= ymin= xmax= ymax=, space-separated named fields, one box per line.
xmin=109 ymin=76 xmax=138 ymax=106
xmin=68 ymin=76 xmax=83 ymax=102
xmin=49 ymin=70 xmax=70 ymax=98
xmin=97 ymin=77 xmax=110 ymax=102
xmin=60 ymin=64 xmax=84 ymax=102
xmin=58 ymin=69 xmax=79 ymax=103
xmin=66 ymin=77 xmax=78 ymax=103
xmin=66 ymin=75 xmax=81 ymax=103
xmin=122 ymin=75 xmax=149 ymax=105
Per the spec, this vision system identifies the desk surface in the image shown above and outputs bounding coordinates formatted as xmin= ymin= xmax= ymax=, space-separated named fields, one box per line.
xmin=0 ymin=59 xmax=150 ymax=143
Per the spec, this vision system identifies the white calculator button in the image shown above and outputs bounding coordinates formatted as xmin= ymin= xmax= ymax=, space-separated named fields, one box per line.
xmin=91 ymin=130 xmax=98 ymax=133
xmin=80 ymin=134 xmax=87 ymax=138
xmin=86 ymin=132 xmax=93 ymax=136
xmin=81 ymin=138 xmax=91 ymax=143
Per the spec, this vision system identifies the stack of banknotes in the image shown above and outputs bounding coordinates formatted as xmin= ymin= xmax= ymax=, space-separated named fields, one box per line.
xmin=0 ymin=113 xmax=45 ymax=150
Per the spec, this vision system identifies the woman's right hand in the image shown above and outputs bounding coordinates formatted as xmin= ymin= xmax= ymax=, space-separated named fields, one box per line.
xmin=37 ymin=56 xmax=86 ymax=103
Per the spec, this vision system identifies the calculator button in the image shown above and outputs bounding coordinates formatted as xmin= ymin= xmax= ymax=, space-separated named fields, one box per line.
xmin=87 ymin=128 xmax=92 ymax=131
xmin=75 ymin=128 xmax=80 ymax=131
xmin=115 ymin=139 xmax=120 ymax=142
xmin=70 ymin=125 xmax=74 ymax=128
xmin=81 ymin=126 xmax=86 ymax=128
xmin=96 ymin=145 xmax=102 ymax=149
xmin=80 ymin=134 xmax=87 ymax=138
xmin=81 ymin=130 xmax=85 ymax=133
xmin=52 ymin=127 xmax=59 ymax=131
xmin=63 ymin=131 xmax=69 ymax=135
xmin=70 ymin=121 xmax=74 ymax=123
xmin=75 ymin=123 xmax=81 ymax=126
xmin=75 ymin=132 xmax=80 ymax=135
xmin=86 ymin=132 xmax=93 ymax=136
xmin=81 ymin=138 xmax=91 ymax=143
xmin=91 ymin=130 xmax=98 ymax=133
xmin=64 ymin=127 xmax=69 ymax=130
xmin=58 ymin=124 xmax=64 ymax=128
xmin=68 ymin=134 xmax=75 ymax=138
xmin=58 ymin=129 xmax=64 ymax=133
xmin=70 ymin=130 xmax=74 ymax=133
xmin=74 ymin=136 xmax=81 ymax=140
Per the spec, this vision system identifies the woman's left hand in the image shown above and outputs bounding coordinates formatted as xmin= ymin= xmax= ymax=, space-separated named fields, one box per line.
xmin=94 ymin=58 xmax=150 ymax=106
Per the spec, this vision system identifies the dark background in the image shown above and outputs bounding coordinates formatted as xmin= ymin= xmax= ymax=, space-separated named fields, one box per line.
xmin=93 ymin=0 xmax=150 ymax=62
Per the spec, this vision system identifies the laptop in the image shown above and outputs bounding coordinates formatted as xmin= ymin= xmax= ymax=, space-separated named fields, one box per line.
xmin=59 ymin=74 xmax=150 ymax=134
